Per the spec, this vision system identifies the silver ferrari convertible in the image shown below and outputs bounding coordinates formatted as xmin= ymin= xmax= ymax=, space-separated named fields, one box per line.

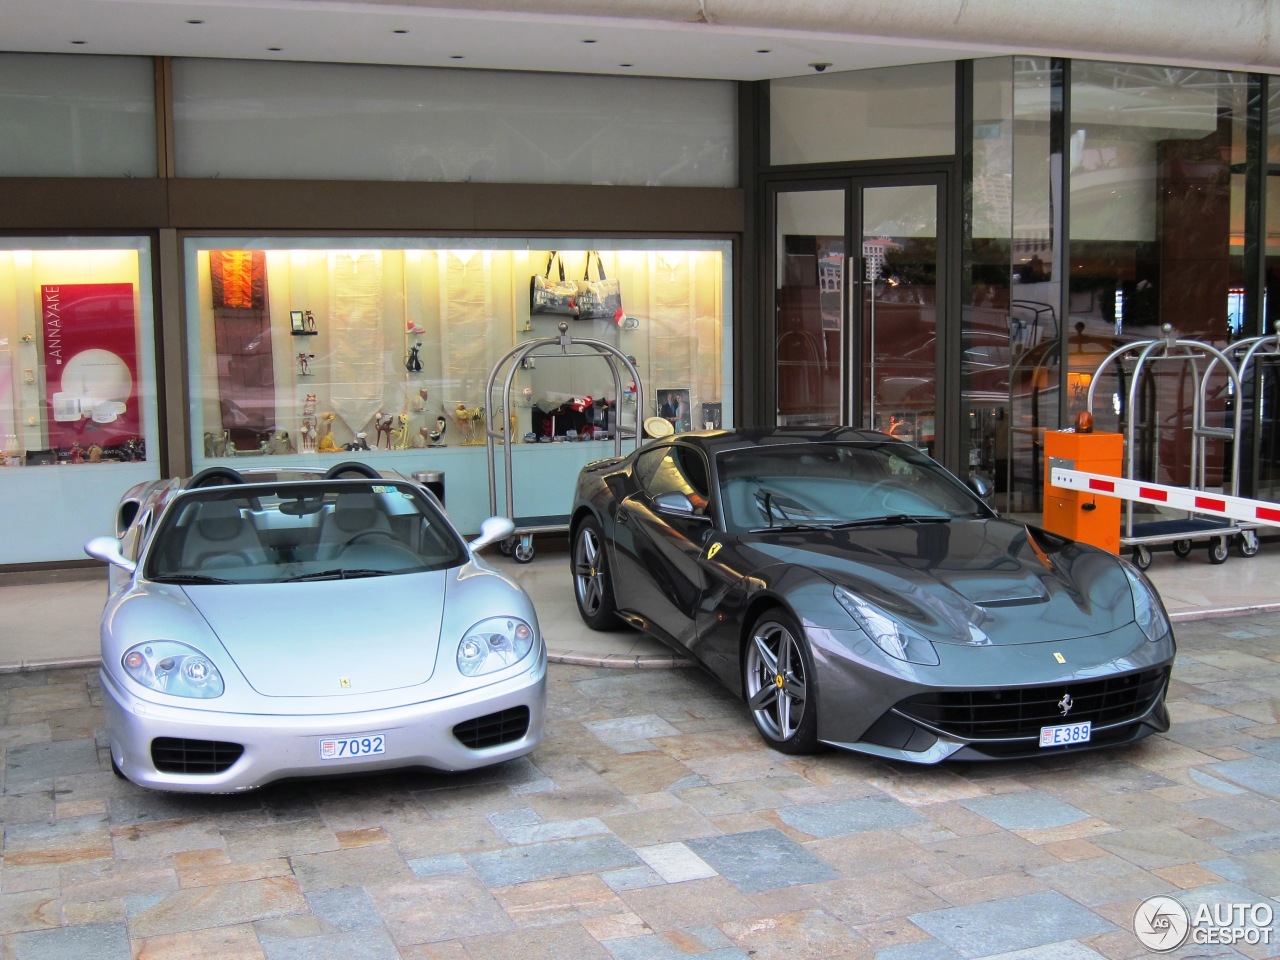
xmin=570 ymin=428 xmax=1175 ymax=763
xmin=85 ymin=461 xmax=545 ymax=792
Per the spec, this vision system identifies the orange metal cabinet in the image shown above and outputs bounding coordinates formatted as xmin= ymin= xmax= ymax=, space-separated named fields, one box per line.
xmin=1042 ymin=430 xmax=1123 ymax=553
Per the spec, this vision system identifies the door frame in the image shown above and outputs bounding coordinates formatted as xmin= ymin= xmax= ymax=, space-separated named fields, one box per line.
xmin=761 ymin=162 xmax=958 ymax=469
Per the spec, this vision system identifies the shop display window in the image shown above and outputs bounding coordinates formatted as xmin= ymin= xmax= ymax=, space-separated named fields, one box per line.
xmin=185 ymin=240 xmax=730 ymax=464
xmin=0 ymin=242 xmax=153 ymax=467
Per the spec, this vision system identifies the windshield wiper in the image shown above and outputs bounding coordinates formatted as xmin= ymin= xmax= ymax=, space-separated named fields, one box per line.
xmin=152 ymin=574 xmax=233 ymax=585
xmin=285 ymin=568 xmax=390 ymax=582
xmin=829 ymin=514 xmax=952 ymax=528
xmin=748 ymin=522 xmax=833 ymax=534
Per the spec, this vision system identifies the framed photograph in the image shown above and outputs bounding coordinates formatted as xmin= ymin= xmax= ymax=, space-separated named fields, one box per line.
xmin=657 ymin=387 xmax=691 ymax=433
xmin=701 ymin=402 xmax=722 ymax=430
xmin=290 ymin=310 xmax=306 ymax=333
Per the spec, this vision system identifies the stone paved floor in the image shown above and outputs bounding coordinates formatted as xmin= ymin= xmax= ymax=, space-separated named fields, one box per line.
xmin=2 ymin=613 xmax=1280 ymax=959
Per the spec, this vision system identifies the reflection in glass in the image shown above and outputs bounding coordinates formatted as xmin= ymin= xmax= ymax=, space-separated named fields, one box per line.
xmin=1069 ymin=62 xmax=1249 ymax=493
xmin=775 ymin=190 xmax=845 ymax=424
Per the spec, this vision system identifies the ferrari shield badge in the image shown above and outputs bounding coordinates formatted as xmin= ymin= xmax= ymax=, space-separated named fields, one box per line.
xmin=706 ymin=542 xmax=722 ymax=560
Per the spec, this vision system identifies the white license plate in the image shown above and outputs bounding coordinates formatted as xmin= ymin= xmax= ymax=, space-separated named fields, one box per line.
xmin=1039 ymin=720 xmax=1091 ymax=747
xmin=319 ymin=733 xmax=386 ymax=760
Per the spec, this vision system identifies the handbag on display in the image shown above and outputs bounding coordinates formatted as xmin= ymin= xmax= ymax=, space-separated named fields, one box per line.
xmin=574 ymin=251 xmax=624 ymax=322
xmin=529 ymin=252 xmax=579 ymax=317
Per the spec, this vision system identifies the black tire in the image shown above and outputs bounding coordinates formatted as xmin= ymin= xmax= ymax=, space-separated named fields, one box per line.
xmin=1173 ymin=539 xmax=1192 ymax=558
xmin=742 ymin=609 xmax=821 ymax=754
xmin=110 ymin=754 xmax=126 ymax=780
xmin=1237 ymin=531 xmax=1260 ymax=558
xmin=571 ymin=518 xmax=623 ymax=630
xmin=1132 ymin=545 xmax=1152 ymax=570
xmin=1209 ymin=536 xmax=1229 ymax=565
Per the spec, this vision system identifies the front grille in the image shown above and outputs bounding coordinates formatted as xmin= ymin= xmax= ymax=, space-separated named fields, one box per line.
xmin=453 ymin=706 xmax=530 ymax=749
xmin=895 ymin=667 xmax=1169 ymax=741
xmin=151 ymin=737 xmax=244 ymax=774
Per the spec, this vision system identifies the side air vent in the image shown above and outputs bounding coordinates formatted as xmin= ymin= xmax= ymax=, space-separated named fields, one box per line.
xmin=453 ymin=706 xmax=530 ymax=749
xmin=151 ymin=737 xmax=244 ymax=774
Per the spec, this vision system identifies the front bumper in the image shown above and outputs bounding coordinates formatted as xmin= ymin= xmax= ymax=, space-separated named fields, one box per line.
xmin=101 ymin=655 xmax=546 ymax=792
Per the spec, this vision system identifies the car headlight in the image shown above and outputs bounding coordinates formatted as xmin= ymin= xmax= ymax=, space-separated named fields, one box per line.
xmin=1123 ymin=564 xmax=1170 ymax=642
xmin=121 ymin=641 xmax=225 ymax=698
xmin=457 ymin=617 xmax=536 ymax=677
xmin=835 ymin=586 xmax=939 ymax=665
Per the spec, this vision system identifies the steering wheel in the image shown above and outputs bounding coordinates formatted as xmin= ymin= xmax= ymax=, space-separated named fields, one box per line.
xmin=189 ymin=466 xmax=246 ymax=488
xmin=323 ymin=461 xmax=382 ymax=480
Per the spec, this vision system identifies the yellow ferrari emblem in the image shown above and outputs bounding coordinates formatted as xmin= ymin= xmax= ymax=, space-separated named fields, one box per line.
xmin=1053 ymin=652 xmax=1065 ymax=664
xmin=707 ymin=542 xmax=722 ymax=560
xmin=340 ymin=677 xmax=351 ymax=688
xmin=775 ymin=674 xmax=785 ymax=688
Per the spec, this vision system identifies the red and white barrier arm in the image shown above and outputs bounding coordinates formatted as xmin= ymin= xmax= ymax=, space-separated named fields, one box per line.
xmin=1049 ymin=468 xmax=1280 ymax=529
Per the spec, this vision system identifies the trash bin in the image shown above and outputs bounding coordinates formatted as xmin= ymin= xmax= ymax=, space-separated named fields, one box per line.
xmin=413 ymin=470 xmax=445 ymax=507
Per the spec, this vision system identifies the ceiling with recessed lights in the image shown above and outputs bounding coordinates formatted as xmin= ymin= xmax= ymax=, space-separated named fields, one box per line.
xmin=1 ymin=0 xmax=1275 ymax=81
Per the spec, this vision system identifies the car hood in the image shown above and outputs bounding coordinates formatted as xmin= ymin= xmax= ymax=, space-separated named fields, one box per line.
xmin=740 ymin=519 xmax=1137 ymax=645
xmin=182 ymin=571 xmax=447 ymax=696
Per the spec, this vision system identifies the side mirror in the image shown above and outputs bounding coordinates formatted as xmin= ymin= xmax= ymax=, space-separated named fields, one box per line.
xmin=966 ymin=474 xmax=993 ymax=500
xmin=84 ymin=535 xmax=137 ymax=574
xmin=653 ymin=491 xmax=711 ymax=520
xmin=471 ymin=516 xmax=515 ymax=552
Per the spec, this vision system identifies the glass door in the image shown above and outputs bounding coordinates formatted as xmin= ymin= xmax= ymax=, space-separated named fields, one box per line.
xmin=770 ymin=176 xmax=945 ymax=457
xmin=858 ymin=181 xmax=941 ymax=456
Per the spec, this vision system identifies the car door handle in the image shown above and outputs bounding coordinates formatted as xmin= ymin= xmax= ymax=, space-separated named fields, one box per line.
xmin=615 ymin=510 xmax=629 ymax=525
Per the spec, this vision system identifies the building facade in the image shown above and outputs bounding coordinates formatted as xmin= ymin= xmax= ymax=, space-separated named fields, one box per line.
xmin=2 ymin=8 xmax=1279 ymax=564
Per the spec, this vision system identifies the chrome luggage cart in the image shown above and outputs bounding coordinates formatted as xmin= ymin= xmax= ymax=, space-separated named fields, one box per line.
xmin=484 ymin=321 xmax=644 ymax=563
xmin=1086 ymin=324 xmax=1247 ymax=569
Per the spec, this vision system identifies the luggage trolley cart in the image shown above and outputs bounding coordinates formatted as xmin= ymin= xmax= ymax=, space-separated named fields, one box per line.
xmin=1220 ymin=321 xmax=1280 ymax=558
xmin=484 ymin=321 xmax=644 ymax=563
xmin=1085 ymin=324 xmax=1247 ymax=569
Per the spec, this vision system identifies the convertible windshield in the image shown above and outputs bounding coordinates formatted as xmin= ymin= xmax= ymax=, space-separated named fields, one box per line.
xmin=717 ymin=442 xmax=988 ymax=535
xmin=145 ymin=480 xmax=469 ymax=584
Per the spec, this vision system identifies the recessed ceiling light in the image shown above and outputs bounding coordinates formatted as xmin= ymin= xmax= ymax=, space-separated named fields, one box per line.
xmin=619 ymin=63 xmax=633 ymax=68
xmin=186 ymin=19 xmax=204 ymax=25
xmin=581 ymin=39 xmax=597 ymax=44
xmin=268 ymin=47 xmax=282 ymax=52
xmin=71 ymin=40 xmax=86 ymax=45
xmin=393 ymin=29 xmax=408 ymax=35
xmin=450 ymin=54 xmax=464 ymax=59
xmin=757 ymin=49 xmax=771 ymax=54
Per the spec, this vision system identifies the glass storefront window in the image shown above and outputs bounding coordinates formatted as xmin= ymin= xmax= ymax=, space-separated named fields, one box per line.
xmin=967 ymin=57 xmax=1062 ymax=517
xmin=183 ymin=239 xmax=731 ymax=532
xmin=1069 ymin=62 xmax=1250 ymax=490
xmin=0 ymin=238 xmax=159 ymax=563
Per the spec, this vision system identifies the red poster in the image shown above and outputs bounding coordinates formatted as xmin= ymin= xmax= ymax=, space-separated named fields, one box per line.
xmin=41 ymin=283 xmax=141 ymax=451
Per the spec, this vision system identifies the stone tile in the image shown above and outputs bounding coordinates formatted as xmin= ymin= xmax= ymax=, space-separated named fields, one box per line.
xmin=221 ymin=820 xmax=339 ymax=862
xmin=458 ymin=921 xmax=614 ymax=959
xmin=131 ymin=923 xmax=267 ymax=959
xmin=1206 ymin=757 xmax=1280 ymax=799
xmin=261 ymin=927 xmax=400 ymax=960
xmin=288 ymin=843 xmax=415 ymax=893
xmin=487 ymin=808 xmax=609 ymax=844
xmin=0 ymin=889 xmax=61 ymax=935
xmin=406 ymin=853 xmax=469 ymax=878
xmin=2 ymin=739 xmax=99 ymax=785
xmin=492 ymin=874 xmax=628 ymax=928
xmin=685 ymin=829 xmax=837 ymax=893
xmin=601 ymin=805 xmax=720 ymax=848
xmin=177 ymin=857 xmax=291 ymax=889
xmin=958 ymin=793 xmax=1089 ymax=832
xmin=618 ymin=877 xmax=760 ymax=932
xmin=777 ymin=796 xmax=924 ymax=838
xmin=910 ymin=891 xmax=1114 ymax=959
xmin=601 ymin=866 xmax=666 ymax=893
xmin=586 ymin=715 xmax=683 ymax=745
xmin=109 ymin=819 xmax=226 ymax=861
xmin=0 ymin=919 xmax=131 ymax=960
xmin=633 ymin=842 xmax=717 ymax=883
xmin=1090 ymin=827 xmax=1223 ymax=869
xmin=370 ymin=875 xmax=511 ymax=947
xmin=304 ymin=885 xmax=383 ymax=931
xmin=127 ymin=876 xmax=308 ymax=938
xmin=467 ymin=836 xmax=640 ymax=888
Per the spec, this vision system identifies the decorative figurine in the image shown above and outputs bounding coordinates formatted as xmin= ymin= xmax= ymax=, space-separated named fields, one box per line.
xmin=87 ymin=443 xmax=103 ymax=463
xmin=297 ymin=352 xmax=315 ymax=376
xmin=374 ymin=411 xmax=394 ymax=449
xmin=392 ymin=413 xmax=410 ymax=449
xmin=428 ymin=416 xmax=447 ymax=446
xmin=343 ymin=431 xmax=371 ymax=452
xmin=301 ymin=394 xmax=318 ymax=452
xmin=411 ymin=387 xmax=428 ymax=412
xmin=317 ymin=413 xmax=341 ymax=453
xmin=414 ymin=426 xmax=428 ymax=448
xmin=304 ymin=310 xmax=317 ymax=332
xmin=406 ymin=341 xmax=423 ymax=373
xmin=69 ymin=441 xmax=84 ymax=464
